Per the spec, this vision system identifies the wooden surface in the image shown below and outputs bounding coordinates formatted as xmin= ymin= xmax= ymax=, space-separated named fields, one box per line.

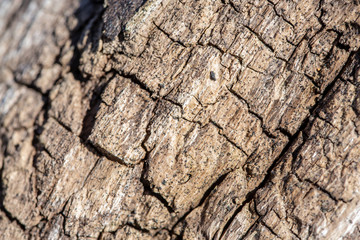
xmin=1 ymin=0 xmax=360 ymax=239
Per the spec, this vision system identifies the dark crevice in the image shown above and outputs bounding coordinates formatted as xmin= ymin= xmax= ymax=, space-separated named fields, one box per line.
xmin=206 ymin=42 xmax=226 ymax=54
xmin=316 ymin=114 xmax=339 ymax=130
xmin=13 ymin=75 xmax=44 ymax=95
xmin=170 ymin=171 xmax=232 ymax=239
xmin=317 ymin=0 xmax=324 ymax=11
xmin=290 ymin=229 xmax=302 ymax=240
xmin=341 ymin=50 xmax=360 ymax=85
xmin=220 ymin=45 xmax=360 ymax=240
xmin=276 ymin=127 xmax=292 ymax=140
xmin=289 ymin=50 xmax=359 ymax=169
xmin=312 ymin=49 xmax=358 ymax=116
xmin=140 ymin=174 xmax=175 ymax=214
xmin=96 ymin=230 xmax=105 ymax=240
xmin=0 ymin=205 xmax=26 ymax=231
xmin=3 ymin=0 xmax=360 ymax=239
xmin=321 ymin=30 xmax=346 ymax=70
xmin=219 ymin=143 xmax=292 ymax=239
xmin=227 ymin=0 xmax=240 ymax=13
xmin=79 ymin=76 xmax=110 ymax=141
xmin=171 ymin=171 xmax=231 ymax=236
xmin=85 ymin=140 xmax=130 ymax=166
xmin=126 ymin=222 xmax=151 ymax=233
xmin=32 ymin=88 xmax=53 ymax=194
xmin=348 ymin=21 xmax=360 ymax=34
xmin=59 ymin=212 xmax=71 ymax=237
xmin=285 ymin=36 xmax=308 ymax=65
xmin=246 ymin=65 xmax=265 ymax=75
xmin=243 ymin=25 xmax=275 ymax=52
xmin=197 ymin=4 xmax=225 ymax=47
xmin=238 ymin=220 xmax=259 ymax=240
xmin=229 ymin=52 xmax=244 ymax=65
xmin=288 ymin=83 xmax=341 ymax=168
xmin=218 ymin=72 xmax=345 ymax=238
xmin=2 ymin=73 xmax=54 ymax=233
xmin=77 ymin=157 xmax=102 ymax=192
xmin=266 ymin=0 xmax=295 ymax=29
xmin=304 ymin=73 xmax=321 ymax=90
xmin=172 ymin=222 xmax=186 ymax=240
xmin=199 ymin=172 xmax=231 ymax=220
xmin=261 ymin=221 xmax=282 ymax=239
xmin=218 ymin=185 xmax=266 ymax=239
xmin=312 ymin=8 xmax=326 ymax=42
xmin=139 ymin=101 xmax=175 ymax=215
xmin=210 ymin=120 xmax=249 ymax=156
xmin=336 ymin=42 xmax=351 ymax=51
xmin=227 ymin=87 xmax=277 ymax=139
xmin=153 ymin=22 xmax=187 ymax=48
xmin=51 ymin=116 xmax=74 ymax=134
xmin=81 ymin=92 xmax=139 ymax=166
xmin=119 ymin=72 xmax=155 ymax=98
xmin=69 ymin=0 xmax=104 ymax=82
xmin=163 ymin=98 xmax=184 ymax=111
xmin=303 ymin=178 xmax=344 ymax=203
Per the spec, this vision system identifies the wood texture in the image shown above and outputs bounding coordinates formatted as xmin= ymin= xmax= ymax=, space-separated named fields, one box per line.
xmin=1 ymin=0 xmax=360 ymax=239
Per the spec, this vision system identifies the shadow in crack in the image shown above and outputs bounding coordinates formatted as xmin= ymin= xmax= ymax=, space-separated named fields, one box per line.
xmin=69 ymin=0 xmax=105 ymax=141
xmin=79 ymin=78 xmax=109 ymax=141
xmin=68 ymin=0 xmax=104 ymax=82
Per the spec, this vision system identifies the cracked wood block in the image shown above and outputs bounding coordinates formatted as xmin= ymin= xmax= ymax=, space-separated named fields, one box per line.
xmin=37 ymin=118 xmax=99 ymax=219
xmin=144 ymin=102 xmax=248 ymax=216
xmin=209 ymin=90 xmax=287 ymax=156
xmin=166 ymin=46 xmax=240 ymax=107
xmin=48 ymin=74 xmax=85 ymax=135
xmin=180 ymin=169 xmax=248 ymax=239
xmin=63 ymin=158 xmax=144 ymax=237
xmin=221 ymin=202 xmax=259 ymax=239
xmin=153 ymin=0 xmax=222 ymax=46
xmin=88 ymin=76 xmax=156 ymax=165
xmin=64 ymin=157 xmax=173 ymax=237
xmin=111 ymin=27 xmax=192 ymax=96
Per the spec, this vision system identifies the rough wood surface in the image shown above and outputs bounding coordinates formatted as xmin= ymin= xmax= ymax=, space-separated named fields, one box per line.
xmin=1 ymin=0 xmax=360 ymax=239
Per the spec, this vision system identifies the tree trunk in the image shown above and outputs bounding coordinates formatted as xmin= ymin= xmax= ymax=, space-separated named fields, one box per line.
xmin=1 ymin=0 xmax=360 ymax=239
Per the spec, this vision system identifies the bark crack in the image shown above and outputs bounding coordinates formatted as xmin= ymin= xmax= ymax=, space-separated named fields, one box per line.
xmin=210 ymin=120 xmax=249 ymax=156
xmin=227 ymin=86 xmax=278 ymax=139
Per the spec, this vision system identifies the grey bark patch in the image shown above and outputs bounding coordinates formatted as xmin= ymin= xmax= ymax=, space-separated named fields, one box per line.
xmin=102 ymin=0 xmax=147 ymax=40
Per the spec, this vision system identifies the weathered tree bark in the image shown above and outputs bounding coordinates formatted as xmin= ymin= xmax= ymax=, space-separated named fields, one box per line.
xmin=1 ymin=0 xmax=360 ymax=239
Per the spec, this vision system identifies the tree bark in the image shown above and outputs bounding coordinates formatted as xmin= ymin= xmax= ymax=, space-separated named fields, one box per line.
xmin=1 ymin=0 xmax=360 ymax=239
